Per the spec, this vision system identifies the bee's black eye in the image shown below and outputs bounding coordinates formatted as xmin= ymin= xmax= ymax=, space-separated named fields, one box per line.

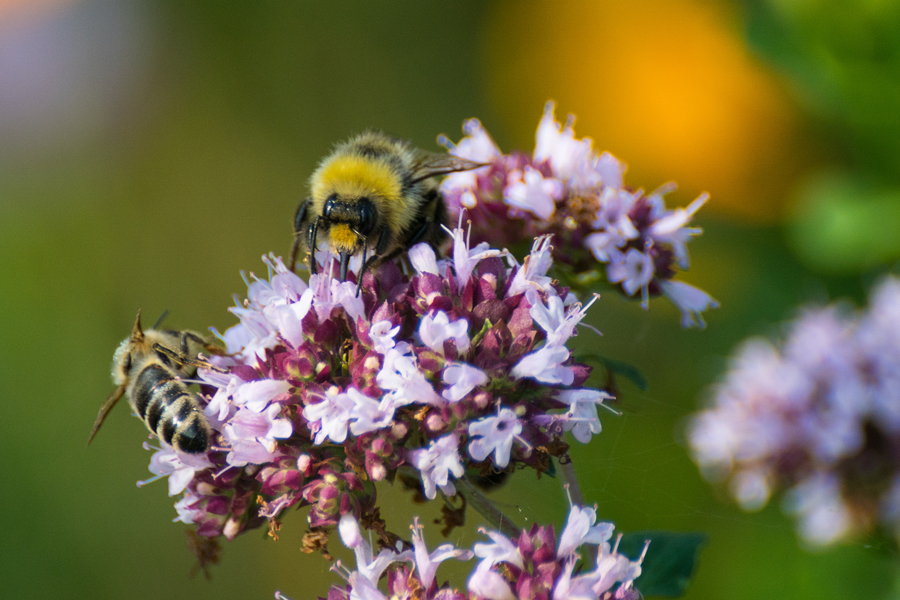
xmin=323 ymin=194 xmax=338 ymax=218
xmin=357 ymin=200 xmax=375 ymax=235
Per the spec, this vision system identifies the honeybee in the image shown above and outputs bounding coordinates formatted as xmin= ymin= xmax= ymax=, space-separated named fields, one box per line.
xmin=289 ymin=131 xmax=484 ymax=284
xmin=88 ymin=310 xmax=222 ymax=454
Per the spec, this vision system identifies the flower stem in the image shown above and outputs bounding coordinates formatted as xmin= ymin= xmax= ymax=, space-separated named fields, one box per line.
xmin=455 ymin=476 xmax=520 ymax=539
xmin=559 ymin=458 xmax=584 ymax=506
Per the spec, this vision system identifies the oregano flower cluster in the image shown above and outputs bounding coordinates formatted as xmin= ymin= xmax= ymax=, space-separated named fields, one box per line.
xmin=113 ymin=106 xmax=722 ymax=598
xmin=438 ymin=103 xmax=717 ymax=328
xmin=148 ymin=227 xmax=612 ymax=543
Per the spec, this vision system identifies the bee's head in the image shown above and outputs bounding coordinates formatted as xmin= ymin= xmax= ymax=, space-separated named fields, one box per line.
xmin=322 ymin=194 xmax=379 ymax=281
xmin=322 ymin=194 xmax=376 ymax=252
xmin=310 ymin=152 xmax=400 ymax=282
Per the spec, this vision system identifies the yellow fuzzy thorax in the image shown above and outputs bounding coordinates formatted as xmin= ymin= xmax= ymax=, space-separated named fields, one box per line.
xmin=327 ymin=223 xmax=360 ymax=253
xmin=312 ymin=155 xmax=402 ymax=206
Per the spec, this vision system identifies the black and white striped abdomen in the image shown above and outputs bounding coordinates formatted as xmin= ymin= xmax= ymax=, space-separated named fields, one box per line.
xmin=130 ymin=363 xmax=211 ymax=454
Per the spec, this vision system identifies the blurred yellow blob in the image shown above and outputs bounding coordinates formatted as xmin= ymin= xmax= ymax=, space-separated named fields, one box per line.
xmin=484 ymin=0 xmax=807 ymax=222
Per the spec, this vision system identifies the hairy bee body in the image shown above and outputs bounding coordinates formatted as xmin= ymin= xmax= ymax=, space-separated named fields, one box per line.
xmin=290 ymin=131 xmax=482 ymax=282
xmin=89 ymin=311 xmax=218 ymax=454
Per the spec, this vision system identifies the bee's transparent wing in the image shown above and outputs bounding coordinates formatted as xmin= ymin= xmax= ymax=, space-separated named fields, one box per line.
xmin=409 ymin=151 xmax=487 ymax=184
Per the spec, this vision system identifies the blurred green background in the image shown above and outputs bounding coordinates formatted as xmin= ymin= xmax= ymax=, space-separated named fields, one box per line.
xmin=3 ymin=0 xmax=900 ymax=598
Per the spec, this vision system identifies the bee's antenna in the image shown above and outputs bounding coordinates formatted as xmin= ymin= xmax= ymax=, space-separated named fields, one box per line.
xmin=152 ymin=310 xmax=169 ymax=330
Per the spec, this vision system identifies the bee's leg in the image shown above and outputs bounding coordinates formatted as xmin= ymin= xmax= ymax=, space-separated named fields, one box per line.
xmin=354 ymin=243 xmax=368 ymax=296
xmin=288 ymin=236 xmax=303 ymax=274
xmin=289 ymin=199 xmax=310 ymax=272
xmin=307 ymin=216 xmax=322 ymax=275
xmin=368 ymin=227 xmax=393 ymax=266
xmin=375 ymin=226 xmax=391 ymax=255
xmin=87 ymin=384 xmax=126 ymax=446
xmin=178 ymin=331 xmax=225 ymax=356
xmin=405 ymin=221 xmax=430 ymax=247
xmin=355 ymin=228 xmax=390 ymax=296
xmin=359 ymin=242 xmax=368 ymax=278
xmin=153 ymin=343 xmax=227 ymax=373
xmin=294 ymin=198 xmax=310 ymax=233
xmin=180 ymin=332 xmax=190 ymax=356
xmin=380 ymin=219 xmax=430 ymax=266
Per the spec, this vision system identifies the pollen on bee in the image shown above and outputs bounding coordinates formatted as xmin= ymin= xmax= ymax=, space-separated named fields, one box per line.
xmin=328 ymin=224 xmax=359 ymax=253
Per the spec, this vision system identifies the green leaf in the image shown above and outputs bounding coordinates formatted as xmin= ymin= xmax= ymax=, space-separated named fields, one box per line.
xmin=618 ymin=531 xmax=706 ymax=598
xmin=576 ymin=352 xmax=648 ymax=391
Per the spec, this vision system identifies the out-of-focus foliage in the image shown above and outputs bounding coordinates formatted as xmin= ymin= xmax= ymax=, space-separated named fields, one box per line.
xmin=746 ymin=0 xmax=900 ymax=177
xmin=746 ymin=0 xmax=900 ymax=272
xmin=790 ymin=172 xmax=900 ymax=272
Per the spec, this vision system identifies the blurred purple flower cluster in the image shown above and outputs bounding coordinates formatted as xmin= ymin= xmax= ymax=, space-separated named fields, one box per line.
xmin=689 ymin=277 xmax=900 ymax=546
xmin=142 ymin=226 xmax=617 ymax=545
xmin=439 ymin=103 xmax=717 ymax=327
xmin=299 ymin=503 xmax=645 ymax=600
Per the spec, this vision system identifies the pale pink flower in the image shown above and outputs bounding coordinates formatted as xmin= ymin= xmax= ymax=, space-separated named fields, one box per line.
xmin=338 ymin=513 xmax=412 ymax=587
xmin=450 ymin=225 xmax=505 ymax=292
xmin=441 ymin=362 xmax=489 ymax=402
xmin=468 ymin=561 xmax=516 ymax=600
xmin=658 ymin=280 xmax=719 ymax=328
xmin=555 ymin=389 xmax=614 ymax=444
xmin=233 ymin=379 xmax=291 ymax=413
xmin=223 ymin=404 xmax=292 ymax=466
xmin=527 ymin=289 xmax=598 ymax=348
xmin=507 ymin=235 xmax=556 ymax=297
xmin=302 ymin=386 xmax=356 ymax=445
xmin=419 ymin=310 xmax=470 ymax=355
xmin=173 ymin=492 xmax=203 ymax=524
xmin=369 ymin=320 xmax=401 ymax=354
xmin=467 ymin=408 xmax=523 ymax=468
xmin=409 ymin=434 xmax=465 ymax=500
xmin=504 ymin=166 xmax=564 ymax=220
xmin=607 ymin=248 xmax=654 ymax=301
xmin=408 ymin=242 xmax=440 ymax=276
xmin=646 ymin=192 xmax=708 ymax=270
xmin=139 ymin=446 xmax=213 ymax=496
xmin=557 ymin=504 xmax=615 ymax=559
xmin=348 ymin=389 xmax=396 ymax=436
xmin=512 ymin=345 xmax=574 ymax=385
xmin=410 ymin=516 xmax=473 ymax=588
xmin=377 ymin=344 xmax=442 ymax=406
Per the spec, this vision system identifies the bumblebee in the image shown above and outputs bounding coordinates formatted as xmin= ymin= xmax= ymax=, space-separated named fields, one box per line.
xmin=88 ymin=310 xmax=221 ymax=454
xmin=289 ymin=131 xmax=484 ymax=284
